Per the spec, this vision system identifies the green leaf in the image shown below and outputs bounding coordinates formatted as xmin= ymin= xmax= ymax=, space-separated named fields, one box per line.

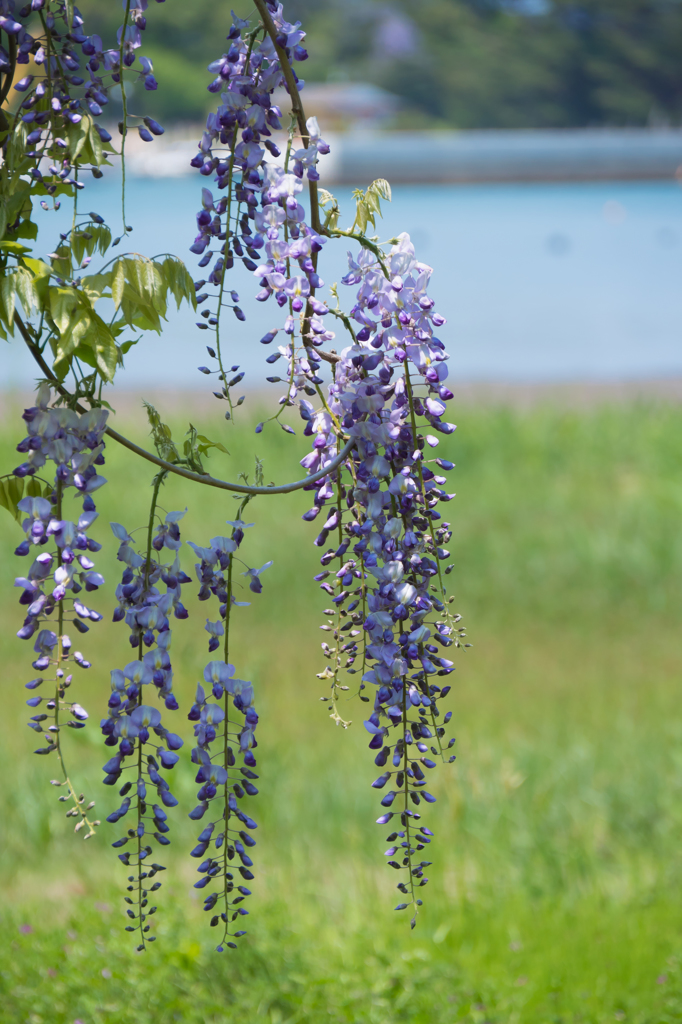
xmin=0 ymin=273 xmax=16 ymax=328
xmin=66 ymin=117 xmax=90 ymax=162
xmin=354 ymin=200 xmax=368 ymax=234
xmin=23 ymin=257 xmax=52 ymax=279
xmin=0 ymin=198 xmax=9 ymax=243
xmin=352 ymin=179 xmax=392 ymax=235
xmin=108 ymin=317 xmax=130 ymax=339
xmin=180 ymin=262 xmax=196 ymax=309
xmin=89 ymin=223 xmax=112 ymax=255
xmin=71 ymin=342 xmax=97 ymax=371
xmin=0 ymin=475 xmax=24 ymax=524
xmin=120 ymin=258 xmax=166 ymax=327
xmin=116 ymin=336 xmax=139 ymax=366
xmin=183 ymin=423 xmax=206 ymax=474
xmin=196 ymin=433 xmax=230 ymax=457
xmin=55 ymin=309 xmax=92 ymax=367
xmin=87 ymin=311 xmax=118 ymax=381
xmin=14 ymin=266 xmax=38 ymax=315
xmin=6 ymin=185 xmax=31 ymax=222
xmin=25 ymin=477 xmax=49 ymax=498
xmin=22 ymin=257 xmax=51 ymax=309
xmin=364 ymin=190 xmax=381 ymax=218
xmin=6 ymin=123 xmax=28 ymax=167
xmin=125 ymin=256 xmax=156 ymax=305
xmin=369 ymin=178 xmax=392 ymax=202
xmin=162 ymin=257 xmax=196 ymax=311
xmin=131 ymin=309 xmax=162 ymax=333
xmin=81 ymin=271 xmax=111 ymax=303
xmin=77 ymin=136 xmax=97 ymax=168
xmin=121 ymin=289 xmax=162 ymax=333
xmin=150 ymin=262 xmax=167 ymax=317
xmin=54 ymin=304 xmax=117 ymax=382
xmin=111 ymin=260 xmax=125 ymax=309
xmin=144 ymin=401 xmax=180 ymax=463
xmin=162 ymin=258 xmax=180 ymax=308
xmin=49 ymin=244 xmax=73 ymax=278
xmin=318 ymin=188 xmax=340 ymax=231
xmin=30 ymin=182 xmax=74 ymax=199
xmin=0 ymin=240 xmax=31 ymax=254
xmin=49 ymin=286 xmax=79 ymax=333
xmin=13 ymin=218 xmax=37 ymax=241
xmin=89 ymin=120 xmax=103 ymax=166
xmin=72 ymin=231 xmax=87 ymax=268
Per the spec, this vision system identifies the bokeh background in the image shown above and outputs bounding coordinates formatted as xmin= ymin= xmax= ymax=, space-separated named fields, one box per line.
xmin=3 ymin=2 xmax=682 ymax=1023
xmin=72 ymin=0 xmax=682 ymax=130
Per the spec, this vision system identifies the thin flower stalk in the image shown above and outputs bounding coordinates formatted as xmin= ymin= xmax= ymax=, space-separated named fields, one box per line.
xmin=12 ymin=382 xmax=108 ymax=837
xmin=102 ymin=471 xmax=187 ymax=950
xmin=186 ymin=505 xmax=267 ymax=951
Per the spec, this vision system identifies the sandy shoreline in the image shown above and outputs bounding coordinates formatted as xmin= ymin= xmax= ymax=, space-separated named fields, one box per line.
xmin=4 ymin=378 xmax=682 ymax=413
xmin=3 ymin=378 xmax=682 ymax=424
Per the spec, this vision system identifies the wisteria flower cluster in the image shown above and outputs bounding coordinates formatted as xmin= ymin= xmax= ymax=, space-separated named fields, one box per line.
xmin=185 ymin=515 xmax=265 ymax=951
xmin=185 ymin=0 xmax=465 ymax=926
xmin=298 ymin=233 xmax=464 ymax=923
xmin=186 ymin=2 xmax=333 ymax=425
xmin=1 ymin=0 xmax=165 ymax=217
xmin=10 ymin=382 xmax=108 ymax=835
xmin=101 ymin=474 xmax=188 ymax=950
xmin=2 ymin=0 xmax=466 ymax=951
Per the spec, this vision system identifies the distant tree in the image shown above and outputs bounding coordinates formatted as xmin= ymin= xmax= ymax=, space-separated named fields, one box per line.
xmin=76 ymin=0 xmax=682 ymax=127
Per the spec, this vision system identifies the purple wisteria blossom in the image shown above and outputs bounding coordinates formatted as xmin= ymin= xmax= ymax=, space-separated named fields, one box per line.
xmin=182 ymin=0 xmax=462 ymax=924
xmin=3 ymin=0 xmax=465 ymax=943
xmin=186 ymin=519 xmax=265 ymax=951
xmin=103 ymin=481 xmax=188 ymax=950
xmin=11 ymin=383 xmax=109 ymax=837
xmin=187 ymin=4 xmax=328 ymax=417
xmin=2 ymin=0 xmax=167 ymax=218
xmin=295 ymin=232 xmax=462 ymax=924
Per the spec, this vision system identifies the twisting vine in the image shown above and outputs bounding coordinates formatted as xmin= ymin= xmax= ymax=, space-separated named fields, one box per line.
xmin=1 ymin=0 xmax=468 ymax=948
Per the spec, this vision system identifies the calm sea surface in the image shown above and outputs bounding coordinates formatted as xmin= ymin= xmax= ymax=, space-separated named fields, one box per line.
xmin=3 ymin=177 xmax=682 ymax=387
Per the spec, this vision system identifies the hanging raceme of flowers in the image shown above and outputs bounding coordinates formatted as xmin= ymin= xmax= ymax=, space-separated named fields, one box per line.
xmin=9 ymin=382 xmax=108 ymax=837
xmin=185 ymin=0 xmax=464 ymax=928
xmin=1 ymin=0 xmax=467 ymax=950
xmin=186 ymin=509 xmax=265 ymax=952
xmin=102 ymin=471 xmax=188 ymax=950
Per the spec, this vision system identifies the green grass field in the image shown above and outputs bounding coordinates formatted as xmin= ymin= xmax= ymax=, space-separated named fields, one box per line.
xmin=1 ymin=394 xmax=681 ymax=1023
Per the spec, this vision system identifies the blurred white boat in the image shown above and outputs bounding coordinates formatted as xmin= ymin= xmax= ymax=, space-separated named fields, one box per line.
xmin=123 ymin=127 xmax=682 ymax=184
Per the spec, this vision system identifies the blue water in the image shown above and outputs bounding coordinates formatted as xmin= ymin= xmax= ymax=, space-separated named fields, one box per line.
xmin=3 ymin=177 xmax=682 ymax=387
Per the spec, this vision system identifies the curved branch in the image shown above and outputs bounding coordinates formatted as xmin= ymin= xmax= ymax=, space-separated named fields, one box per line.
xmin=105 ymin=426 xmax=355 ymax=495
xmin=11 ymin=10 xmax=347 ymax=498
xmin=252 ymin=0 xmax=321 ymax=234
xmin=14 ymin=312 xmax=354 ymax=496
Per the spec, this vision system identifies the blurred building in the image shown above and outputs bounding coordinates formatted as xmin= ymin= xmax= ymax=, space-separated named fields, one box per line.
xmin=317 ymin=128 xmax=682 ymax=184
xmin=272 ymin=82 xmax=400 ymax=131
